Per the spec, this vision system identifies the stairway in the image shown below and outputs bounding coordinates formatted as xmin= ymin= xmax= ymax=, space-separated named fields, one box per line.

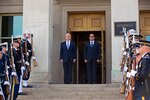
xmin=18 ymin=83 xmax=125 ymax=100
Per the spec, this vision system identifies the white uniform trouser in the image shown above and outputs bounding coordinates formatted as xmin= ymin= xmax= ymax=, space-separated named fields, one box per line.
xmin=19 ymin=66 xmax=25 ymax=92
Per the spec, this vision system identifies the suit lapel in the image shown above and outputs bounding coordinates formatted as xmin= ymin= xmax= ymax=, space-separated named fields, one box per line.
xmin=64 ymin=42 xmax=68 ymax=50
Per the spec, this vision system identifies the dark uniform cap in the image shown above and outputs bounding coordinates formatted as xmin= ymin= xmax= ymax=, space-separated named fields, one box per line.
xmin=139 ymin=40 xmax=150 ymax=47
xmin=13 ymin=40 xmax=19 ymax=43
xmin=0 ymin=44 xmax=6 ymax=48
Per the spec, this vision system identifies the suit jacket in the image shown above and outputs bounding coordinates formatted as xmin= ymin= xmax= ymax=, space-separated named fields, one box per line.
xmin=60 ymin=41 xmax=76 ymax=62
xmin=84 ymin=41 xmax=100 ymax=62
xmin=134 ymin=53 xmax=150 ymax=96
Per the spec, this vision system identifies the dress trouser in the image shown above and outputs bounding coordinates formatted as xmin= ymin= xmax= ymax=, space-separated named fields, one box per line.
xmin=134 ymin=96 xmax=150 ymax=100
xmin=87 ymin=60 xmax=97 ymax=84
xmin=12 ymin=73 xmax=20 ymax=100
xmin=63 ymin=61 xmax=73 ymax=84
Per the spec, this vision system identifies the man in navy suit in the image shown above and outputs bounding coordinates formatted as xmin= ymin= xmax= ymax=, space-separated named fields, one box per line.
xmin=60 ymin=33 xmax=76 ymax=84
xmin=84 ymin=33 xmax=100 ymax=84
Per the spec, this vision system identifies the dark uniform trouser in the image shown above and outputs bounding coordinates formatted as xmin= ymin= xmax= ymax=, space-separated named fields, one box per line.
xmin=134 ymin=96 xmax=150 ymax=100
xmin=1 ymin=80 xmax=8 ymax=100
xmin=87 ymin=60 xmax=97 ymax=84
xmin=63 ymin=62 xmax=73 ymax=84
xmin=12 ymin=73 xmax=20 ymax=100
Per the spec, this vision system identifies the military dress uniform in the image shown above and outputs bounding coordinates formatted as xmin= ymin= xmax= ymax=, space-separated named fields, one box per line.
xmin=22 ymin=39 xmax=32 ymax=87
xmin=0 ymin=47 xmax=10 ymax=100
xmin=0 ymin=49 xmax=7 ymax=99
xmin=11 ymin=45 xmax=22 ymax=100
xmin=134 ymin=52 xmax=150 ymax=100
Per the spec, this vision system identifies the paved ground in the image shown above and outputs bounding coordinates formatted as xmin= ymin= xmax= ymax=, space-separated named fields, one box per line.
xmin=17 ymin=83 xmax=125 ymax=100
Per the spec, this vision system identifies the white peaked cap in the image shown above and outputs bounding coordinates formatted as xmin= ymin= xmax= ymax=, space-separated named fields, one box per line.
xmin=128 ymin=29 xmax=138 ymax=35
xmin=15 ymin=35 xmax=22 ymax=39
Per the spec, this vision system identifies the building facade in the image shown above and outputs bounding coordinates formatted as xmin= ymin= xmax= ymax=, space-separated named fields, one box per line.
xmin=0 ymin=0 xmax=150 ymax=84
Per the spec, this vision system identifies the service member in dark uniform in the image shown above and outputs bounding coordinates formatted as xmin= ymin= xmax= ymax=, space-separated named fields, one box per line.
xmin=133 ymin=40 xmax=150 ymax=100
xmin=84 ymin=33 xmax=100 ymax=84
xmin=0 ymin=47 xmax=8 ymax=99
xmin=16 ymin=36 xmax=27 ymax=95
xmin=1 ymin=43 xmax=11 ymax=99
xmin=11 ymin=40 xmax=21 ymax=100
xmin=22 ymin=33 xmax=32 ymax=88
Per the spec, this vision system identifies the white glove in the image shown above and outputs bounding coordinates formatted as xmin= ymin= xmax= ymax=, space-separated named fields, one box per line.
xmin=11 ymin=72 xmax=17 ymax=76
xmin=131 ymin=70 xmax=137 ymax=77
xmin=123 ymin=66 xmax=128 ymax=72
xmin=13 ymin=64 xmax=16 ymax=68
xmin=122 ymin=47 xmax=125 ymax=51
xmin=32 ymin=56 xmax=36 ymax=60
xmin=21 ymin=66 xmax=26 ymax=70
xmin=25 ymin=61 xmax=30 ymax=66
xmin=126 ymin=72 xmax=131 ymax=78
xmin=123 ymin=51 xmax=127 ymax=55
xmin=28 ymin=50 xmax=31 ymax=52
xmin=26 ymin=52 xmax=29 ymax=56
xmin=7 ymin=66 xmax=10 ymax=69
xmin=4 ymin=81 xmax=10 ymax=85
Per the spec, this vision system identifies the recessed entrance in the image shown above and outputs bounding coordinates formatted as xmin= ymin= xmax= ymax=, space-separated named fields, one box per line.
xmin=140 ymin=12 xmax=150 ymax=41
xmin=68 ymin=12 xmax=106 ymax=84
xmin=72 ymin=31 xmax=106 ymax=84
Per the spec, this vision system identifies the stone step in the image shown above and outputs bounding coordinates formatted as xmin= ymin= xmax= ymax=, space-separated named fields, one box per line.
xmin=18 ymin=83 xmax=125 ymax=100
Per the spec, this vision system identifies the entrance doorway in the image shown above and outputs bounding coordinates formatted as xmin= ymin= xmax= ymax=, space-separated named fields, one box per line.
xmin=72 ymin=31 xmax=106 ymax=84
xmin=140 ymin=12 xmax=150 ymax=41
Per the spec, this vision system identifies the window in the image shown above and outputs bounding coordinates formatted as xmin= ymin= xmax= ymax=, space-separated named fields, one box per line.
xmin=1 ymin=16 xmax=23 ymax=43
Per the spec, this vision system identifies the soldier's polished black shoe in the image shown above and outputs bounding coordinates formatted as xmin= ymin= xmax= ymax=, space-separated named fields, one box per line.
xmin=18 ymin=92 xmax=27 ymax=95
xmin=23 ymin=85 xmax=33 ymax=88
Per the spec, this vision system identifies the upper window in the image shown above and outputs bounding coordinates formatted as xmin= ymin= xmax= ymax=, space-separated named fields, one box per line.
xmin=1 ymin=16 xmax=23 ymax=43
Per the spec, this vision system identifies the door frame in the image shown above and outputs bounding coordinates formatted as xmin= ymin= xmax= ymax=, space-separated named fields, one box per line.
xmin=140 ymin=11 xmax=150 ymax=40
xmin=71 ymin=30 xmax=106 ymax=84
xmin=60 ymin=5 xmax=111 ymax=83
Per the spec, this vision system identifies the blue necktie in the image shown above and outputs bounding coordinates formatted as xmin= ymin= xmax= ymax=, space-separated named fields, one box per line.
xmin=67 ymin=41 xmax=70 ymax=49
xmin=90 ymin=41 xmax=93 ymax=47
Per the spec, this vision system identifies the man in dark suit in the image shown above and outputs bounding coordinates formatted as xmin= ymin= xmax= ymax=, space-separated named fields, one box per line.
xmin=84 ymin=33 xmax=100 ymax=84
xmin=60 ymin=33 xmax=76 ymax=84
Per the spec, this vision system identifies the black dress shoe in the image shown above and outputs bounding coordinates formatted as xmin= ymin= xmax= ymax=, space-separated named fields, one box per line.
xmin=23 ymin=85 xmax=33 ymax=88
xmin=18 ymin=92 xmax=27 ymax=95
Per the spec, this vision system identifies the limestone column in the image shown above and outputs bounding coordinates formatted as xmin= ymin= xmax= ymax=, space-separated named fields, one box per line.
xmin=111 ymin=0 xmax=139 ymax=83
xmin=23 ymin=0 xmax=53 ymax=83
xmin=0 ymin=16 xmax=2 ymax=43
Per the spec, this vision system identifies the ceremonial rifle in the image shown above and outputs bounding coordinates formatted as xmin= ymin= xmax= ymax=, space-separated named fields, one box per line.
xmin=24 ymin=39 xmax=31 ymax=72
xmin=120 ymin=27 xmax=129 ymax=94
xmin=126 ymin=35 xmax=137 ymax=100
xmin=31 ymin=34 xmax=38 ymax=67
xmin=10 ymin=35 xmax=19 ymax=100
xmin=20 ymin=42 xmax=28 ymax=79
xmin=4 ymin=54 xmax=10 ymax=95
xmin=0 ymin=42 xmax=10 ymax=95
